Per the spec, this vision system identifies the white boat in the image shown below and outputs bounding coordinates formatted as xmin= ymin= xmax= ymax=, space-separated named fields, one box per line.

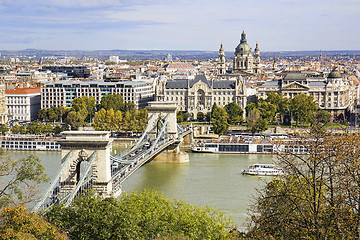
xmin=242 ymin=163 xmax=284 ymax=176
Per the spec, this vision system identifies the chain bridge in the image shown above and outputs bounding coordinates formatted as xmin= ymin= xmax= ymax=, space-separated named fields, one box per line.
xmin=33 ymin=102 xmax=192 ymax=213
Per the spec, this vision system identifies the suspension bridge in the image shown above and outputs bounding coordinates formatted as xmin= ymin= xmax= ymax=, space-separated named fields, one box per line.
xmin=32 ymin=102 xmax=192 ymax=213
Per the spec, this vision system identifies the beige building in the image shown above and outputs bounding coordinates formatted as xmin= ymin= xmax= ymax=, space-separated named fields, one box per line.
xmin=0 ymin=84 xmax=7 ymax=124
xmin=257 ymin=69 xmax=354 ymax=118
xmin=156 ymin=75 xmax=246 ymax=119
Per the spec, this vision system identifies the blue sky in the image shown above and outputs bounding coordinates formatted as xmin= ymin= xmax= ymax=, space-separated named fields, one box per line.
xmin=0 ymin=0 xmax=358 ymax=51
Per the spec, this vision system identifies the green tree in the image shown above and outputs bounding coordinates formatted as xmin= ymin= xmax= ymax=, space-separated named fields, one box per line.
xmin=246 ymin=108 xmax=267 ymax=135
xmin=197 ymin=112 xmax=205 ymax=121
xmin=225 ymin=102 xmax=244 ymax=125
xmin=265 ymin=92 xmax=289 ymax=121
xmin=210 ymin=104 xmax=229 ymax=135
xmin=0 ymin=151 xmax=49 ymax=208
xmin=11 ymin=125 xmax=21 ymax=134
xmin=0 ymin=206 xmax=68 ymax=239
xmin=48 ymin=106 xmax=61 ymax=122
xmin=65 ymin=111 xmax=85 ymax=130
xmin=44 ymin=123 xmax=54 ymax=134
xmin=46 ymin=190 xmax=232 ymax=240
xmin=176 ymin=111 xmax=184 ymax=123
xmin=100 ymin=94 xmax=125 ymax=112
xmin=0 ymin=125 xmax=9 ymax=135
xmin=257 ymin=100 xmax=277 ymax=122
xmin=19 ymin=126 xmax=27 ymax=134
xmin=37 ymin=108 xmax=48 ymax=121
xmin=289 ymin=93 xmax=318 ymax=126
xmin=71 ymin=96 xmax=96 ymax=123
xmin=27 ymin=122 xmax=45 ymax=135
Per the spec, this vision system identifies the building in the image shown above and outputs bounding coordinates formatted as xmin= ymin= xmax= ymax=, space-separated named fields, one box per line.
xmin=40 ymin=66 xmax=91 ymax=78
xmin=217 ymin=31 xmax=260 ymax=76
xmin=257 ymin=69 xmax=353 ymax=118
xmin=41 ymin=80 xmax=154 ymax=109
xmin=156 ymin=75 xmax=246 ymax=118
xmin=0 ymin=84 xmax=7 ymax=124
xmin=5 ymin=87 xmax=41 ymax=122
xmin=232 ymin=31 xmax=260 ymax=75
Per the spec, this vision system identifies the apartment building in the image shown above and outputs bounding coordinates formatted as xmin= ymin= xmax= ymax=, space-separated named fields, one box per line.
xmin=41 ymin=80 xmax=154 ymax=109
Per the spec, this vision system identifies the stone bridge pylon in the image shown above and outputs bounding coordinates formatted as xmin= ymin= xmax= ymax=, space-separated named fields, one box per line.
xmin=57 ymin=131 xmax=113 ymax=198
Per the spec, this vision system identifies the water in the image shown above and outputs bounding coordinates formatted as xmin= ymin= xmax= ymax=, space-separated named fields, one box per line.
xmin=6 ymin=150 xmax=276 ymax=227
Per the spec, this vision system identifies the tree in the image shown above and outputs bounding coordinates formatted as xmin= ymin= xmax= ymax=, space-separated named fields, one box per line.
xmin=71 ymin=96 xmax=96 ymax=123
xmin=210 ymin=104 xmax=229 ymax=135
xmin=225 ymin=102 xmax=244 ymax=125
xmin=65 ymin=111 xmax=85 ymax=130
xmin=100 ymin=94 xmax=125 ymax=112
xmin=0 ymin=151 xmax=49 ymax=208
xmin=48 ymin=106 xmax=61 ymax=122
xmin=257 ymin=100 xmax=277 ymax=122
xmin=11 ymin=125 xmax=21 ymax=134
xmin=46 ymin=190 xmax=232 ymax=240
xmin=37 ymin=108 xmax=48 ymax=121
xmin=247 ymin=128 xmax=360 ymax=239
xmin=246 ymin=108 xmax=268 ymax=135
xmin=197 ymin=112 xmax=205 ymax=121
xmin=265 ymin=92 xmax=289 ymax=122
xmin=27 ymin=122 xmax=45 ymax=135
xmin=44 ymin=123 xmax=54 ymax=134
xmin=0 ymin=125 xmax=9 ymax=135
xmin=289 ymin=93 xmax=318 ymax=126
xmin=0 ymin=206 xmax=68 ymax=239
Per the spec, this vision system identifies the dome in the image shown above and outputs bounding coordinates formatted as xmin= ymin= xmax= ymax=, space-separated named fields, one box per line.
xmin=328 ymin=69 xmax=342 ymax=78
xmin=235 ymin=30 xmax=252 ymax=54
xmin=235 ymin=42 xmax=251 ymax=54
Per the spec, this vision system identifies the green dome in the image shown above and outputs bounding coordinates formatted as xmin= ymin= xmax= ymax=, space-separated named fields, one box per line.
xmin=235 ymin=42 xmax=251 ymax=54
xmin=328 ymin=69 xmax=342 ymax=78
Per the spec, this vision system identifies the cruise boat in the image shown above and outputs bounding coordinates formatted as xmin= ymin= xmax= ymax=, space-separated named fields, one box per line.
xmin=242 ymin=163 xmax=284 ymax=176
xmin=191 ymin=142 xmax=275 ymax=154
xmin=191 ymin=140 xmax=307 ymax=154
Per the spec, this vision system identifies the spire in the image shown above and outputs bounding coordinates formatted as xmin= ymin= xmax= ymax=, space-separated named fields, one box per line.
xmin=219 ymin=42 xmax=224 ymax=52
xmin=255 ymin=42 xmax=259 ymax=52
xmin=240 ymin=30 xmax=247 ymax=44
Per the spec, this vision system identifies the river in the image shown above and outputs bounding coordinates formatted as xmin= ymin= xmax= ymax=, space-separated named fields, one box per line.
xmin=7 ymin=150 xmax=276 ymax=228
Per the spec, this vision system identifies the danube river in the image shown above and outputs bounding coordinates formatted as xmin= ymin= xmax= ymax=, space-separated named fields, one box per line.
xmin=7 ymin=150 xmax=276 ymax=228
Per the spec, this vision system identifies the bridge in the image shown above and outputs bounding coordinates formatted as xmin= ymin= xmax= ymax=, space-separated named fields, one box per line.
xmin=33 ymin=102 xmax=192 ymax=213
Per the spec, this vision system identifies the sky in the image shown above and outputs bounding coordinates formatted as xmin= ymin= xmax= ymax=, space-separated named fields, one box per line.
xmin=0 ymin=0 xmax=359 ymax=51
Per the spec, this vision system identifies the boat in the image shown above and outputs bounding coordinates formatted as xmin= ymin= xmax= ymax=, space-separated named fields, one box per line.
xmin=242 ymin=163 xmax=284 ymax=176
xmin=191 ymin=139 xmax=307 ymax=154
xmin=191 ymin=142 xmax=275 ymax=154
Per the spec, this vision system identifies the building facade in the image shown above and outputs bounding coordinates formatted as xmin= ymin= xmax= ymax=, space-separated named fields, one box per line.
xmin=257 ymin=69 xmax=353 ymax=117
xmin=0 ymin=84 xmax=7 ymax=124
xmin=156 ymin=75 xmax=246 ymax=118
xmin=5 ymin=87 xmax=41 ymax=122
xmin=233 ymin=31 xmax=260 ymax=75
xmin=41 ymin=80 xmax=154 ymax=109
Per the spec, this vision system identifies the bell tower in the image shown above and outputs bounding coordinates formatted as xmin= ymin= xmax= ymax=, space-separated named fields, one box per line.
xmin=217 ymin=42 xmax=226 ymax=75
xmin=254 ymin=42 xmax=260 ymax=74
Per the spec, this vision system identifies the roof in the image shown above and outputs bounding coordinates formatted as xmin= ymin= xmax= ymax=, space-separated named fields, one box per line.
xmin=284 ymin=73 xmax=306 ymax=80
xmin=5 ymin=87 xmax=41 ymax=95
xmin=328 ymin=69 xmax=342 ymax=78
xmin=165 ymin=75 xmax=236 ymax=89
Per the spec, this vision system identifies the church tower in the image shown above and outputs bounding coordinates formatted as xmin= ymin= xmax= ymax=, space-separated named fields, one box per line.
xmin=233 ymin=31 xmax=254 ymax=74
xmin=217 ymin=42 xmax=226 ymax=75
xmin=253 ymin=42 xmax=260 ymax=74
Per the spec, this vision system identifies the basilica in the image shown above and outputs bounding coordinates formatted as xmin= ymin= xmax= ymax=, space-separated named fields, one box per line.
xmin=217 ymin=30 xmax=260 ymax=76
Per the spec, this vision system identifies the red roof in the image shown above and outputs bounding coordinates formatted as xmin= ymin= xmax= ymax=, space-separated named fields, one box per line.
xmin=5 ymin=87 xmax=41 ymax=95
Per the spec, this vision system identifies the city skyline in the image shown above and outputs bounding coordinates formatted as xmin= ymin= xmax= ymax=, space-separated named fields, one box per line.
xmin=0 ymin=0 xmax=359 ymax=52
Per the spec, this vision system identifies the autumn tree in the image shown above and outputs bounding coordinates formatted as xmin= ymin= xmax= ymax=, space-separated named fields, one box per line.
xmin=100 ymin=94 xmax=125 ymax=112
xmin=0 ymin=206 xmax=68 ymax=239
xmin=247 ymin=127 xmax=360 ymax=239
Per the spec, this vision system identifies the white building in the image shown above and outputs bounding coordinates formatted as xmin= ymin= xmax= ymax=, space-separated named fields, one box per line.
xmin=41 ymin=80 xmax=154 ymax=109
xmin=5 ymin=87 xmax=41 ymax=121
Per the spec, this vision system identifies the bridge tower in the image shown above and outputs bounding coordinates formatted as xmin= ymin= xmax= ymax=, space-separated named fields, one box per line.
xmin=147 ymin=101 xmax=178 ymax=139
xmin=57 ymin=131 xmax=113 ymax=198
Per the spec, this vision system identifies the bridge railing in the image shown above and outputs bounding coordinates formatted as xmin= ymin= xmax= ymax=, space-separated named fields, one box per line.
xmin=32 ymin=150 xmax=74 ymax=213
